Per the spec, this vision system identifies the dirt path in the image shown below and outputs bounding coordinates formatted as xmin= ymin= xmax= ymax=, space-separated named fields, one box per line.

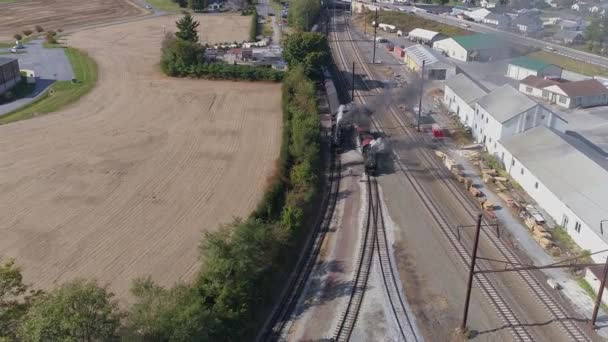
xmin=0 ymin=0 xmax=147 ymax=42
xmin=0 ymin=15 xmax=281 ymax=302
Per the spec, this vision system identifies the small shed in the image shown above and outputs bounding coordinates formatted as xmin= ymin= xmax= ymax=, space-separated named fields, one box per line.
xmin=544 ymin=79 xmax=608 ymax=109
xmin=404 ymin=44 xmax=456 ymax=80
xmin=506 ymin=56 xmax=562 ymax=81
xmin=551 ymin=30 xmax=584 ymax=46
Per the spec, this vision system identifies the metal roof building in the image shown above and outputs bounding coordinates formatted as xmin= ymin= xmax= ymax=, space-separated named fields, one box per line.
xmin=476 ymin=84 xmax=539 ymax=123
xmin=403 ymin=44 xmax=456 ymax=80
xmin=444 ymin=73 xmax=487 ymax=105
xmin=0 ymin=57 xmax=21 ymax=96
xmin=407 ymin=28 xmax=446 ymax=44
xmin=433 ymin=33 xmax=509 ymax=62
xmin=497 ymin=125 xmax=608 ymax=259
xmin=506 ymin=56 xmax=562 ymax=81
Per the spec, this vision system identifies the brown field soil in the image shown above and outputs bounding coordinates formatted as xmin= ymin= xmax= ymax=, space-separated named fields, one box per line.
xmin=0 ymin=0 xmax=146 ymax=41
xmin=0 ymin=15 xmax=281 ymax=302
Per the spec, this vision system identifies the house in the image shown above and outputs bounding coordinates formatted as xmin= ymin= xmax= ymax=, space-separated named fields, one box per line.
xmin=589 ymin=5 xmax=602 ymax=13
xmin=544 ymin=79 xmax=608 ymax=109
xmin=551 ymin=30 xmax=585 ymax=45
xmin=443 ymin=73 xmax=488 ymax=128
xmin=495 ymin=126 xmax=608 ymax=263
xmin=0 ymin=57 xmax=20 ymax=95
xmin=506 ymin=56 xmax=562 ymax=80
xmin=571 ymin=2 xmax=589 ymax=11
xmin=407 ymin=28 xmax=446 ymax=45
xmin=519 ymin=75 xmax=560 ymax=99
xmin=482 ymin=13 xmax=511 ymax=28
xmin=403 ymin=44 xmax=457 ymax=80
xmin=433 ymin=33 xmax=508 ymax=62
xmin=513 ymin=14 xmax=544 ymax=35
xmin=480 ymin=0 xmax=497 ymax=8
xmin=545 ymin=0 xmax=558 ymax=8
xmin=473 ymin=84 xmax=566 ymax=154
xmin=559 ymin=19 xmax=583 ymax=31
xmin=466 ymin=8 xmax=492 ymax=22
xmin=208 ymin=1 xmax=222 ymax=10
xmin=451 ymin=5 xmax=471 ymax=16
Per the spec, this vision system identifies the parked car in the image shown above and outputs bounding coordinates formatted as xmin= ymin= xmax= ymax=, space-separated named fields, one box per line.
xmin=459 ymin=23 xmax=470 ymax=28
xmin=544 ymin=46 xmax=556 ymax=52
xmin=9 ymin=47 xmax=17 ymax=53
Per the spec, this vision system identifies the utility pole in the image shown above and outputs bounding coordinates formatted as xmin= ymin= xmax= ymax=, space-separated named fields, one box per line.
xmin=591 ymin=254 xmax=608 ymax=328
xmin=416 ymin=60 xmax=426 ymax=132
xmin=461 ymin=214 xmax=483 ymax=333
xmin=372 ymin=9 xmax=378 ymax=64
xmin=352 ymin=61 xmax=356 ymax=101
xmin=364 ymin=11 xmax=367 ymax=35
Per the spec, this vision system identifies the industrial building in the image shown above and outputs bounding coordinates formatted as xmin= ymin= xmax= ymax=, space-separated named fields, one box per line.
xmin=506 ymin=56 xmax=562 ymax=81
xmin=443 ymin=73 xmax=487 ymax=128
xmin=495 ymin=126 xmax=608 ymax=262
xmin=472 ymin=84 xmax=566 ymax=155
xmin=403 ymin=44 xmax=456 ymax=80
xmin=433 ymin=33 xmax=508 ymax=62
xmin=0 ymin=57 xmax=21 ymax=95
xmin=407 ymin=28 xmax=446 ymax=45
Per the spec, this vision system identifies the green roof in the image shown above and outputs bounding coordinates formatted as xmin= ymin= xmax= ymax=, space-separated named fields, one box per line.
xmin=508 ymin=56 xmax=553 ymax=71
xmin=452 ymin=33 xmax=503 ymax=51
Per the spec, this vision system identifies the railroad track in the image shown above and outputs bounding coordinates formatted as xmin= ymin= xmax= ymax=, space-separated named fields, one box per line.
xmin=333 ymin=9 xmax=591 ymax=342
xmin=262 ymin=143 xmax=342 ymax=341
xmin=329 ymin=10 xmax=535 ymax=341
xmin=334 ymin=174 xmax=377 ymax=342
xmin=329 ymin=11 xmax=423 ymax=342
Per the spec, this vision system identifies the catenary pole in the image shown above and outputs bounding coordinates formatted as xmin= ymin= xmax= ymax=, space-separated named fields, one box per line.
xmin=352 ymin=61 xmax=355 ymax=101
xmin=372 ymin=9 xmax=378 ymax=64
xmin=461 ymin=214 xmax=483 ymax=332
xmin=417 ymin=60 xmax=425 ymax=132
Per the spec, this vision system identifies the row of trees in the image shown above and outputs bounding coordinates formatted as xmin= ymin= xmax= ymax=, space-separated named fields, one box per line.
xmin=287 ymin=0 xmax=321 ymax=31
xmin=585 ymin=15 xmax=608 ymax=55
xmin=161 ymin=14 xmax=283 ymax=81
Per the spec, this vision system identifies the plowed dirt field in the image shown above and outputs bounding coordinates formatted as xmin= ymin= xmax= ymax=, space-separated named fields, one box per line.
xmin=0 ymin=0 xmax=146 ymax=42
xmin=0 ymin=15 xmax=282 ymax=301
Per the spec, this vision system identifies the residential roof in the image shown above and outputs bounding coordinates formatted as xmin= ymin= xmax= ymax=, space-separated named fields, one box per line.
xmin=509 ymin=56 xmax=554 ymax=72
xmin=408 ymin=28 xmax=441 ymax=41
xmin=444 ymin=73 xmax=487 ymax=105
xmin=484 ymin=13 xmax=509 ymax=21
xmin=550 ymin=79 xmax=608 ymax=97
xmin=513 ymin=14 xmax=542 ymax=27
xmin=520 ymin=75 xmax=560 ymax=88
xmin=476 ymin=84 xmax=538 ymax=123
xmin=467 ymin=8 xmax=491 ymax=19
xmin=500 ymin=126 xmax=608 ymax=237
xmin=452 ymin=33 xmax=503 ymax=51
xmin=553 ymin=30 xmax=584 ymax=40
xmin=0 ymin=57 xmax=17 ymax=67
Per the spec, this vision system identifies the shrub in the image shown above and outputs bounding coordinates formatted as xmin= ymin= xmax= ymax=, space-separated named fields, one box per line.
xmin=35 ymin=25 xmax=44 ymax=33
xmin=249 ymin=10 xmax=258 ymax=42
xmin=14 ymin=34 xmax=22 ymax=41
xmin=22 ymin=29 xmax=32 ymax=37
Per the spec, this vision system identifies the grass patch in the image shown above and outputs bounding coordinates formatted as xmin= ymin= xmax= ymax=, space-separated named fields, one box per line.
xmin=0 ymin=0 xmax=17 ymax=3
xmin=262 ymin=20 xmax=274 ymax=37
xmin=354 ymin=11 xmax=472 ymax=37
xmin=146 ymin=0 xmax=181 ymax=12
xmin=43 ymin=42 xmax=64 ymax=49
xmin=577 ymin=278 xmax=608 ymax=311
xmin=0 ymin=47 xmax=98 ymax=125
xmin=528 ymin=50 xmax=608 ymax=77
xmin=0 ymin=42 xmax=14 ymax=48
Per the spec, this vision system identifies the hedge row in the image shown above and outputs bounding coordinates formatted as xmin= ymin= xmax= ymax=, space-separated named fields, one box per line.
xmin=164 ymin=61 xmax=284 ymax=81
xmin=250 ymin=10 xmax=258 ymax=42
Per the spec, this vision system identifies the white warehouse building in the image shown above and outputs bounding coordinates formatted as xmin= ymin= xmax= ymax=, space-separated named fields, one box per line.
xmin=443 ymin=73 xmax=487 ymax=128
xmin=496 ymin=126 xmax=608 ymax=262
xmin=473 ymin=84 xmax=567 ymax=155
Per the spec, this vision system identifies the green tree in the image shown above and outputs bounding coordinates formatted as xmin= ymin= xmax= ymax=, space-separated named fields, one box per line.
xmin=586 ymin=17 xmax=602 ymax=50
xmin=0 ymin=259 xmax=41 ymax=341
xmin=282 ymin=32 xmax=329 ymax=78
xmin=161 ymin=33 xmax=202 ymax=75
xmin=175 ymin=13 xmax=200 ymax=43
xmin=287 ymin=0 xmax=321 ymax=31
xmin=19 ymin=279 xmax=122 ymax=342
xmin=128 ymin=277 xmax=214 ymax=341
xmin=192 ymin=0 xmax=205 ymax=11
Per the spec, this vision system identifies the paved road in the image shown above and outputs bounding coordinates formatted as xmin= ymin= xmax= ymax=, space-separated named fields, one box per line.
xmin=361 ymin=1 xmax=608 ymax=70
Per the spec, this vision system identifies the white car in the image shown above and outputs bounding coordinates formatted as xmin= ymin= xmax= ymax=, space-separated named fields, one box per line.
xmin=544 ymin=46 xmax=556 ymax=52
xmin=9 ymin=47 xmax=17 ymax=53
xmin=145 ymin=4 xmax=152 ymax=9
